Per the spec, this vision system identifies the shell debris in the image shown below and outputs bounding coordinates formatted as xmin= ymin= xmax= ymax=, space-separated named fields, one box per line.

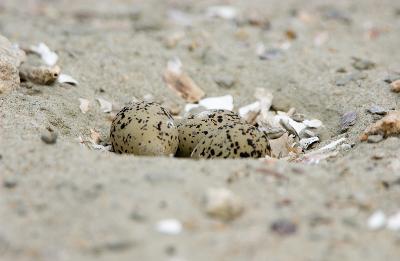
xmin=96 ymin=98 xmax=113 ymax=113
xmin=360 ymin=111 xmax=400 ymax=141
xmin=163 ymin=57 xmax=205 ymax=103
xmin=78 ymin=98 xmax=90 ymax=114
xmin=29 ymin=42 xmax=58 ymax=66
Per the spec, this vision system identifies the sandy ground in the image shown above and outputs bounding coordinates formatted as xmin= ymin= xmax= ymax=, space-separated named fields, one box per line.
xmin=1 ymin=0 xmax=400 ymax=260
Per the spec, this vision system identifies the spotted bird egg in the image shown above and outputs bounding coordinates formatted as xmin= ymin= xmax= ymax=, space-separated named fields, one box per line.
xmin=110 ymin=101 xmax=179 ymax=156
xmin=191 ymin=124 xmax=271 ymax=159
xmin=176 ymin=109 xmax=245 ymax=157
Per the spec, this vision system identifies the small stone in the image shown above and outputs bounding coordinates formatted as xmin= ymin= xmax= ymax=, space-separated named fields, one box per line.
xmin=3 ymin=177 xmax=17 ymax=188
xmin=368 ymin=210 xmax=386 ymax=230
xmin=390 ymin=79 xmax=400 ymax=93
xmin=270 ymin=218 xmax=297 ymax=236
xmin=340 ymin=111 xmax=357 ymax=133
xmin=41 ymin=129 xmax=57 ymax=144
xmin=203 ymin=188 xmax=244 ymax=222
xmin=351 ymin=57 xmax=375 ymax=71
xmin=214 ymin=74 xmax=236 ymax=88
xmin=367 ymin=105 xmax=387 ymax=115
xmin=387 ymin=211 xmax=400 ymax=231
xmin=367 ymin=134 xmax=383 ymax=143
xmin=155 ymin=219 xmax=182 ymax=235
xmin=259 ymin=48 xmax=283 ymax=60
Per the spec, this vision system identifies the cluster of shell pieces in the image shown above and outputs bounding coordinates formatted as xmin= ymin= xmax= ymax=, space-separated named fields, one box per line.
xmin=110 ymin=101 xmax=271 ymax=159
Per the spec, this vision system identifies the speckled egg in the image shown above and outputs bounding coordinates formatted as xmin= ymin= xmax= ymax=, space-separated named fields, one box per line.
xmin=110 ymin=101 xmax=179 ymax=156
xmin=191 ymin=124 xmax=271 ymax=159
xmin=176 ymin=109 xmax=245 ymax=157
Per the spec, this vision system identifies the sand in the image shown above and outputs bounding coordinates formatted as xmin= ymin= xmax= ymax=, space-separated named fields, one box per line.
xmin=1 ymin=0 xmax=400 ymax=260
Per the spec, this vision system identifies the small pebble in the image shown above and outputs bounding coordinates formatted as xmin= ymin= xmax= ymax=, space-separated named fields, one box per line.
xmin=202 ymin=188 xmax=244 ymax=222
xmin=3 ymin=177 xmax=18 ymax=188
xmin=351 ymin=57 xmax=375 ymax=71
xmin=155 ymin=219 xmax=183 ymax=235
xmin=41 ymin=130 xmax=58 ymax=144
xmin=259 ymin=48 xmax=282 ymax=60
xmin=390 ymin=79 xmax=400 ymax=93
xmin=214 ymin=74 xmax=236 ymax=88
xmin=367 ymin=105 xmax=387 ymax=115
xmin=270 ymin=218 xmax=297 ymax=236
xmin=340 ymin=111 xmax=357 ymax=133
xmin=368 ymin=210 xmax=386 ymax=230
xmin=387 ymin=211 xmax=400 ymax=231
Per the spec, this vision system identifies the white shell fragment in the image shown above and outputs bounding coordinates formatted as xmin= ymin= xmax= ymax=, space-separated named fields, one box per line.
xmin=58 ymin=74 xmax=78 ymax=85
xmin=199 ymin=95 xmax=234 ymax=111
xmin=163 ymin=57 xmax=205 ymax=103
xmin=299 ymin=137 xmax=319 ymax=150
xmin=238 ymin=101 xmax=260 ymax=118
xmin=387 ymin=211 xmax=400 ymax=231
xmin=368 ymin=211 xmax=386 ymax=230
xmin=303 ymin=119 xmax=323 ymax=128
xmin=184 ymin=95 xmax=234 ymax=112
xmin=155 ymin=219 xmax=183 ymax=235
xmin=29 ymin=42 xmax=58 ymax=66
xmin=207 ymin=6 xmax=238 ymax=20
xmin=275 ymin=114 xmax=306 ymax=136
xmin=78 ymin=98 xmax=90 ymax=114
xmin=96 ymin=98 xmax=113 ymax=113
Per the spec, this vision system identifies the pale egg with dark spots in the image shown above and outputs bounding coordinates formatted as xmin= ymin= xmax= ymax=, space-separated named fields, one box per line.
xmin=191 ymin=124 xmax=271 ymax=159
xmin=176 ymin=109 xmax=245 ymax=157
xmin=110 ymin=101 xmax=179 ymax=156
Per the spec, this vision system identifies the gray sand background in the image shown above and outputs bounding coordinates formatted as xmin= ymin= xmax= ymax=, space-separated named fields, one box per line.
xmin=1 ymin=0 xmax=400 ymax=260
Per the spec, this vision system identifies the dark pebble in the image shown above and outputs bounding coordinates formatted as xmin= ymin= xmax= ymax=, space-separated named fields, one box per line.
xmin=340 ymin=111 xmax=357 ymax=132
xmin=3 ymin=177 xmax=17 ymax=188
xmin=270 ymin=218 xmax=297 ymax=236
xmin=214 ymin=74 xmax=236 ymax=88
xmin=41 ymin=130 xmax=58 ymax=144
xmin=367 ymin=105 xmax=387 ymax=115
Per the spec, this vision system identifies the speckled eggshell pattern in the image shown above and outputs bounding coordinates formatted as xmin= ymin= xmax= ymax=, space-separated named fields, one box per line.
xmin=110 ymin=101 xmax=179 ymax=156
xmin=176 ymin=109 xmax=245 ymax=157
xmin=191 ymin=124 xmax=271 ymax=159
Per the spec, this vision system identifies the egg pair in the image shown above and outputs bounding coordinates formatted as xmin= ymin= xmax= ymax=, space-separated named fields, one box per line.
xmin=110 ymin=101 xmax=271 ymax=159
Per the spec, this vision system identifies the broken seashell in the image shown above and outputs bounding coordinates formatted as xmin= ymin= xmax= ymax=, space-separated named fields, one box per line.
xmin=29 ymin=42 xmax=58 ymax=66
xmin=360 ymin=111 xmax=400 ymax=141
xmin=303 ymin=119 xmax=322 ymax=128
xmin=96 ymin=98 xmax=113 ymax=113
xmin=299 ymin=137 xmax=319 ymax=150
xmin=58 ymin=74 xmax=78 ymax=85
xmin=163 ymin=57 xmax=205 ymax=103
xmin=78 ymin=98 xmax=90 ymax=114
